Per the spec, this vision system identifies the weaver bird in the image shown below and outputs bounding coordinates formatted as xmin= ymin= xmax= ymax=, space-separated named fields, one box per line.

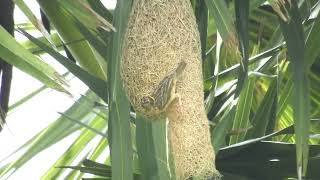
xmin=141 ymin=60 xmax=186 ymax=112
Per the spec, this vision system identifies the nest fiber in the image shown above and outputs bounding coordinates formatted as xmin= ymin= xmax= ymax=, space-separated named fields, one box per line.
xmin=121 ymin=0 xmax=220 ymax=179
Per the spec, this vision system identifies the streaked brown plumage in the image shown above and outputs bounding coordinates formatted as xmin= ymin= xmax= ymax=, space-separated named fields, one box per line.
xmin=141 ymin=60 xmax=186 ymax=111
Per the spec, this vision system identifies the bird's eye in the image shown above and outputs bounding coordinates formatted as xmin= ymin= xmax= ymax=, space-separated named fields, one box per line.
xmin=141 ymin=96 xmax=155 ymax=109
xmin=142 ymin=97 xmax=149 ymax=103
xmin=141 ymin=97 xmax=150 ymax=106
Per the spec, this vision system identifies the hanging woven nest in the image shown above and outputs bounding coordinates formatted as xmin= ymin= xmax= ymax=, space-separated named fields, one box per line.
xmin=121 ymin=0 xmax=220 ymax=179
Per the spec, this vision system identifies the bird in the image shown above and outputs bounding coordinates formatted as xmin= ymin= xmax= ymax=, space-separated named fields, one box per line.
xmin=141 ymin=60 xmax=186 ymax=112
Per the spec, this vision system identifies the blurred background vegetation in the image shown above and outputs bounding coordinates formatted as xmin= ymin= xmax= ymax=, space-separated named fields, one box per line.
xmin=0 ymin=0 xmax=320 ymax=179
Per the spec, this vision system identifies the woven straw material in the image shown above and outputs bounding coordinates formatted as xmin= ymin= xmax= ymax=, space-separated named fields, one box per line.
xmin=121 ymin=0 xmax=220 ymax=179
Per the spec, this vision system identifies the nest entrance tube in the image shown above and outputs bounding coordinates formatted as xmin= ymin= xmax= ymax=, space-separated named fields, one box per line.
xmin=121 ymin=0 xmax=220 ymax=179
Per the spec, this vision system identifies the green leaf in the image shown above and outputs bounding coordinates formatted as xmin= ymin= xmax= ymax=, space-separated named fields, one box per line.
xmin=58 ymin=166 xmax=111 ymax=177
xmin=21 ymin=33 xmax=63 ymax=55
xmin=41 ymin=115 xmax=107 ymax=179
xmin=13 ymin=0 xmax=54 ymax=45
xmin=37 ymin=0 xmax=106 ymax=79
xmin=305 ymin=13 xmax=320 ymax=70
xmin=135 ymin=118 xmax=158 ymax=180
xmin=74 ymin=19 xmax=109 ymax=68
xmin=279 ymin=1 xmax=310 ymax=178
xmin=229 ymin=77 xmax=255 ymax=144
xmin=217 ymin=141 xmax=320 ymax=179
xmin=228 ymin=0 xmax=251 ymax=145
xmin=234 ymin=0 xmax=249 ymax=97
xmin=18 ymin=28 xmax=108 ymax=102
xmin=207 ymin=43 xmax=284 ymax=84
xmin=205 ymin=0 xmax=237 ymax=49
xmin=218 ymin=124 xmax=295 ymax=162
xmin=205 ymin=32 xmax=222 ymax=113
xmin=248 ymin=80 xmax=277 ymax=139
xmin=107 ymin=1 xmax=133 ymax=180
xmin=58 ymin=160 xmax=142 ymax=179
xmin=87 ymin=0 xmax=113 ymax=23
xmin=59 ymin=1 xmax=111 ymax=78
xmin=212 ymin=104 xmax=236 ymax=152
xmin=58 ymin=112 xmax=108 ymax=138
xmin=135 ymin=117 xmax=171 ymax=180
xmin=58 ymin=0 xmax=115 ymax=32
xmin=0 ymin=91 xmax=99 ymax=178
xmin=195 ymin=0 xmax=208 ymax=60
xmin=276 ymin=78 xmax=293 ymax=121
xmin=0 ymin=26 xmax=69 ymax=94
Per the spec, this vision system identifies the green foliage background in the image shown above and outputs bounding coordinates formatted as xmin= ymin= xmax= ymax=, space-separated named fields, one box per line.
xmin=0 ymin=0 xmax=320 ymax=179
